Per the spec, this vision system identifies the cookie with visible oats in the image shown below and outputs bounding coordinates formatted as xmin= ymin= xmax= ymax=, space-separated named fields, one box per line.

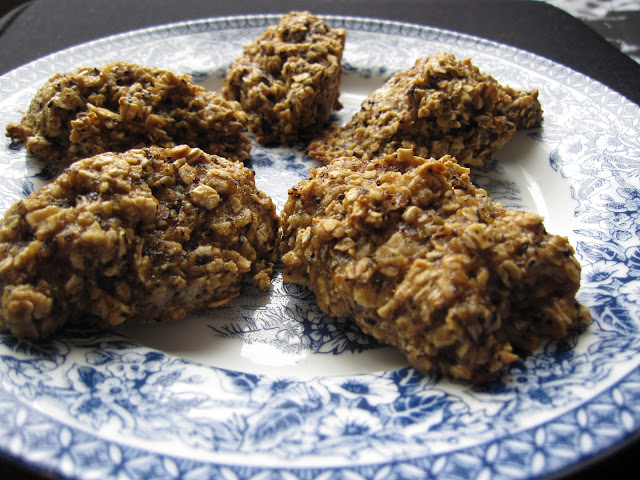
xmin=308 ymin=52 xmax=542 ymax=167
xmin=222 ymin=11 xmax=345 ymax=145
xmin=6 ymin=62 xmax=251 ymax=164
xmin=0 ymin=145 xmax=279 ymax=339
xmin=280 ymin=148 xmax=588 ymax=382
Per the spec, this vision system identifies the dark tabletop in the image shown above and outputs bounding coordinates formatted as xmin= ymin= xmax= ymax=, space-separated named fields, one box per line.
xmin=0 ymin=1 xmax=639 ymax=479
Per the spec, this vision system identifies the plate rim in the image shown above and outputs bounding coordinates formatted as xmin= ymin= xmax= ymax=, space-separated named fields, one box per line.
xmin=0 ymin=12 xmax=639 ymax=480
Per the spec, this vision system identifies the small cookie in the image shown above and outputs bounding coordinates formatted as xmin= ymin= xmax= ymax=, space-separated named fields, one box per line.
xmin=222 ymin=11 xmax=346 ymax=145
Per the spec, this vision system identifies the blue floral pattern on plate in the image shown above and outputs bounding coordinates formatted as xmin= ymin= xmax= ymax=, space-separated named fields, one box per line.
xmin=0 ymin=14 xmax=639 ymax=480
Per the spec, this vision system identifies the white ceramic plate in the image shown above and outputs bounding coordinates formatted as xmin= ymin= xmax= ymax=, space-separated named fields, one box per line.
xmin=1 ymin=14 xmax=639 ymax=480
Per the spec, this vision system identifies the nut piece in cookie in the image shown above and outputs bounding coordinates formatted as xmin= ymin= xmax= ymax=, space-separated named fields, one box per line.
xmin=280 ymin=148 xmax=588 ymax=382
xmin=308 ymin=52 xmax=543 ymax=167
xmin=6 ymin=62 xmax=251 ymax=165
xmin=222 ymin=11 xmax=346 ymax=145
xmin=0 ymin=145 xmax=279 ymax=339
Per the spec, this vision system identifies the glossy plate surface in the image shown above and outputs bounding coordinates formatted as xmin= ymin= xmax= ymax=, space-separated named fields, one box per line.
xmin=1 ymin=14 xmax=640 ymax=480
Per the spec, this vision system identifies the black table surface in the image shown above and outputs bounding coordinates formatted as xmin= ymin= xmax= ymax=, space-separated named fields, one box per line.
xmin=0 ymin=1 xmax=639 ymax=479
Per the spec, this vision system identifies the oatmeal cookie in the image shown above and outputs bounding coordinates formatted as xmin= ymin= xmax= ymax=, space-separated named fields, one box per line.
xmin=0 ymin=145 xmax=279 ymax=339
xmin=308 ymin=52 xmax=542 ymax=167
xmin=222 ymin=11 xmax=345 ymax=145
xmin=6 ymin=62 xmax=251 ymax=164
xmin=280 ymin=148 xmax=588 ymax=382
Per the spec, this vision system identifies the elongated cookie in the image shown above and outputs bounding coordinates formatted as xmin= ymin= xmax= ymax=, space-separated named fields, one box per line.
xmin=6 ymin=62 xmax=251 ymax=164
xmin=308 ymin=52 xmax=542 ymax=167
